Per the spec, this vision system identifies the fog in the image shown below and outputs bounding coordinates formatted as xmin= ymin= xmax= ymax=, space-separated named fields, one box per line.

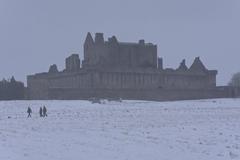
xmin=0 ymin=0 xmax=239 ymax=85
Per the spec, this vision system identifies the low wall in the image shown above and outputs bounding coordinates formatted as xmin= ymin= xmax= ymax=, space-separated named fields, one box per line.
xmin=47 ymin=87 xmax=234 ymax=101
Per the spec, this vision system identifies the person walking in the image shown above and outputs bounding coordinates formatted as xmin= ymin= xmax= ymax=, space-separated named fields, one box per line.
xmin=27 ymin=107 xmax=32 ymax=118
xmin=43 ymin=106 xmax=47 ymax=117
xmin=39 ymin=107 xmax=43 ymax=117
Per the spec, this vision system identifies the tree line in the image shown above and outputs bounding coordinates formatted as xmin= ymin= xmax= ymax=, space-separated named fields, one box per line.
xmin=0 ymin=77 xmax=25 ymax=100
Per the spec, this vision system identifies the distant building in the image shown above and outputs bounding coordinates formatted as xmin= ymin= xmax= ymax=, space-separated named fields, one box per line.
xmin=27 ymin=33 xmax=235 ymax=100
xmin=0 ymin=77 xmax=25 ymax=100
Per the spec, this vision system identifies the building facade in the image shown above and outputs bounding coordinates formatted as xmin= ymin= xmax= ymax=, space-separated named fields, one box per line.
xmin=27 ymin=33 xmax=233 ymax=100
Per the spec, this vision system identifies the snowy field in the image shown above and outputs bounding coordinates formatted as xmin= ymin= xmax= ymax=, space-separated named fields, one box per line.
xmin=0 ymin=99 xmax=240 ymax=160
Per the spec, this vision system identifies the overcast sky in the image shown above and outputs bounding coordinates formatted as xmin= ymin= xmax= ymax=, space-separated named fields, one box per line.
xmin=0 ymin=0 xmax=239 ymax=85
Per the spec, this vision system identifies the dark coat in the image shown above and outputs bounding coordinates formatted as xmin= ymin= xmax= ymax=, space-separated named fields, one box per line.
xmin=27 ymin=107 xmax=32 ymax=114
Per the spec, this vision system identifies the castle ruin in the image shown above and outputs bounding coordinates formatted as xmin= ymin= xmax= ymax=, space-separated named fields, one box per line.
xmin=27 ymin=32 xmax=234 ymax=100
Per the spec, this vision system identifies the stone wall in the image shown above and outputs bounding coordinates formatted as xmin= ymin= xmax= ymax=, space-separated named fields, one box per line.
xmin=27 ymin=75 xmax=49 ymax=99
xmin=27 ymin=68 xmax=218 ymax=100
xmin=48 ymin=88 xmax=233 ymax=101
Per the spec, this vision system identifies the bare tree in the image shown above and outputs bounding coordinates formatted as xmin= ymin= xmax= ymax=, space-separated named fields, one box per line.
xmin=229 ymin=72 xmax=240 ymax=87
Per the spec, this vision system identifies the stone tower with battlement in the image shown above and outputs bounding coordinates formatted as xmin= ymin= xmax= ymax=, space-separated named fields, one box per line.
xmin=82 ymin=32 xmax=157 ymax=69
xmin=65 ymin=54 xmax=80 ymax=72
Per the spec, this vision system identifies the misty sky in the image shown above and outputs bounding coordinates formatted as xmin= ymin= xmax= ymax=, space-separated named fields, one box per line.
xmin=0 ymin=0 xmax=239 ymax=85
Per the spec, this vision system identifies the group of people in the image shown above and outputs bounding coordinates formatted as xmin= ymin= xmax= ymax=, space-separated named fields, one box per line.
xmin=27 ymin=106 xmax=48 ymax=118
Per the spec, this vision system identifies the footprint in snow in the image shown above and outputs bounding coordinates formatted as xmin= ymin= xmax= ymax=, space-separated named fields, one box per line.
xmin=229 ymin=151 xmax=238 ymax=159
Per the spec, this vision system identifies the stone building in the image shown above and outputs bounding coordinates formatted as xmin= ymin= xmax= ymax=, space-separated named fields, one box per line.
xmin=82 ymin=33 xmax=157 ymax=69
xmin=27 ymin=32 xmax=233 ymax=100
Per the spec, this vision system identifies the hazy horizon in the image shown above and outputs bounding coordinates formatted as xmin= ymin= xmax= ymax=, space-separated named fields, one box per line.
xmin=0 ymin=0 xmax=239 ymax=85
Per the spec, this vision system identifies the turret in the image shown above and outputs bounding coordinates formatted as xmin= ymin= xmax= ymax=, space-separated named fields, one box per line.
xmin=48 ymin=64 xmax=59 ymax=73
xmin=95 ymin=33 xmax=104 ymax=44
xmin=176 ymin=59 xmax=188 ymax=71
xmin=65 ymin=54 xmax=80 ymax=72
xmin=108 ymin=36 xmax=118 ymax=44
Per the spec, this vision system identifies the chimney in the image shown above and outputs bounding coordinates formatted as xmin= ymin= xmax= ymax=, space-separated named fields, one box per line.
xmin=158 ymin=57 xmax=163 ymax=70
xmin=139 ymin=39 xmax=145 ymax=45
xmin=95 ymin=33 xmax=104 ymax=44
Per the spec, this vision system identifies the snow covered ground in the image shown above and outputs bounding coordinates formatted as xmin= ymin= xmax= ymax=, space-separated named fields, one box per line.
xmin=0 ymin=98 xmax=240 ymax=160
